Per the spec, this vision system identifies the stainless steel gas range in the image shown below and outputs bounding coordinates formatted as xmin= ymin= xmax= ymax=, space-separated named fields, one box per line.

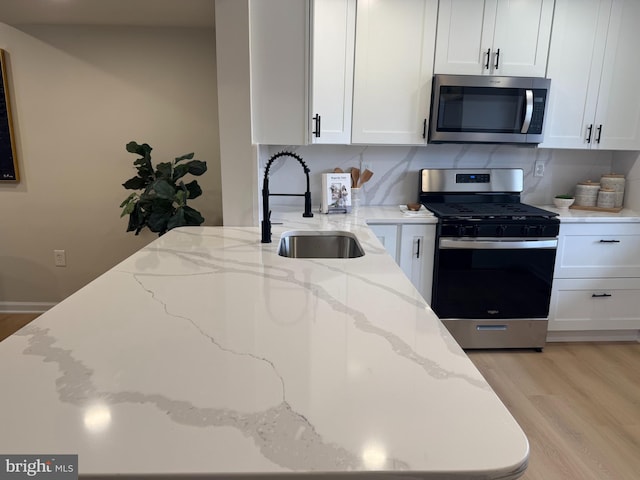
xmin=420 ymin=168 xmax=559 ymax=350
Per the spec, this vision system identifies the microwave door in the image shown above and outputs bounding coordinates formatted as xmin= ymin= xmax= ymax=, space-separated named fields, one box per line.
xmin=429 ymin=84 xmax=528 ymax=144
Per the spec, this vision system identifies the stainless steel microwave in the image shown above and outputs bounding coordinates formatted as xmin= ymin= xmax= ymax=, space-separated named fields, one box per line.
xmin=428 ymin=74 xmax=551 ymax=145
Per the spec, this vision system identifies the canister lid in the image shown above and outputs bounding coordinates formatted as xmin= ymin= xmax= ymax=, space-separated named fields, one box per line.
xmin=601 ymin=173 xmax=625 ymax=178
xmin=578 ymin=180 xmax=600 ymax=186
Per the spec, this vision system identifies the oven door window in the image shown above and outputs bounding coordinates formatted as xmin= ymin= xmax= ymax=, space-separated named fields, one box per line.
xmin=436 ymin=86 xmax=524 ymax=133
xmin=432 ymin=245 xmax=556 ymax=319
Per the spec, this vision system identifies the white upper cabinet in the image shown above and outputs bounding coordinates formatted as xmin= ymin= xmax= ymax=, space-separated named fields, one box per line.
xmin=310 ymin=0 xmax=356 ymax=144
xmin=351 ymin=0 xmax=438 ymax=145
xmin=541 ymin=0 xmax=640 ymax=150
xmin=250 ymin=0 xmax=309 ymax=145
xmin=250 ymin=0 xmax=356 ymax=146
xmin=434 ymin=0 xmax=554 ymax=77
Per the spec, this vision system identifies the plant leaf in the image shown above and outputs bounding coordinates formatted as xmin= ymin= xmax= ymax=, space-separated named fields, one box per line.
xmin=120 ymin=193 xmax=138 ymax=217
xmin=175 ymin=152 xmax=195 ymax=163
xmin=119 ymin=192 xmax=137 ymax=208
xmin=172 ymin=164 xmax=189 ymax=182
xmin=183 ymin=205 xmax=204 ymax=226
xmin=152 ymin=179 xmax=175 ymax=200
xmin=155 ymin=162 xmax=173 ymax=179
xmin=167 ymin=207 xmax=186 ymax=231
xmin=175 ymin=189 xmax=186 ymax=206
xmin=185 ymin=180 xmax=202 ymax=200
xmin=127 ymin=142 xmax=153 ymax=179
xmin=147 ymin=209 xmax=170 ymax=234
xmin=122 ymin=176 xmax=147 ymax=190
xmin=127 ymin=203 xmax=146 ymax=234
xmin=187 ymin=160 xmax=208 ymax=176
xmin=126 ymin=141 xmax=152 ymax=158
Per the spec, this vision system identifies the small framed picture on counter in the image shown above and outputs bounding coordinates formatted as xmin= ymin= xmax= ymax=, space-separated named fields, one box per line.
xmin=321 ymin=173 xmax=351 ymax=213
xmin=0 ymin=49 xmax=19 ymax=182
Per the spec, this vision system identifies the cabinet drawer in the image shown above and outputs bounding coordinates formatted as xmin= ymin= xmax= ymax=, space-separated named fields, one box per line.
xmin=549 ymin=278 xmax=640 ymax=331
xmin=555 ymin=223 xmax=640 ymax=278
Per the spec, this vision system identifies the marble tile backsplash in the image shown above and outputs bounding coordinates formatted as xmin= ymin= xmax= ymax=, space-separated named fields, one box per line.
xmin=261 ymin=144 xmax=618 ymax=209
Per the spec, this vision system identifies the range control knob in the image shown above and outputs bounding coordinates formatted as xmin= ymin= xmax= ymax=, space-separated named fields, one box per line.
xmin=457 ymin=226 xmax=466 ymax=237
xmin=496 ymin=225 xmax=508 ymax=236
xmin=521 ymin=225 xmax=532 ymax=236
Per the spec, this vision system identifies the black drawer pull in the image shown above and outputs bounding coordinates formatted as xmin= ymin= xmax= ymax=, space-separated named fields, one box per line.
xmin=591 ymin=293 xmax=612 ymax=298
xmin=599 ymin=239 xmax=620 ymax=243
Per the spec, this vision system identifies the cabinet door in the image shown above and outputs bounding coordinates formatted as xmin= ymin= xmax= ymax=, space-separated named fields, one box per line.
xmin=549 ymin=278 xmax=640 ymax=331
xmin=351 ymin=0 xmax=437 ymax=145
xmin=554 ymin=223 xmax=640 ymax=278
xmin=398 ymin=225 xmax=436 ymax=303
xmin=310 ymin=0 xmax=356 ymax=144
xmin=592 ymin=0 xmax=640 ymax=150
xmin=540 ymin=0 xmax=610 ymax=149
xmin=367 ymin=224 xmax=399 ymax=262
xmin=491 ymin=0 xmax=554 ymax=77
xmin=249 ymin=0 xmax=309 ymax=145
xmin=434 ymin=0 xmax=553 ymax=77
xmin=433 ymin=0 xmax=497 ymax=75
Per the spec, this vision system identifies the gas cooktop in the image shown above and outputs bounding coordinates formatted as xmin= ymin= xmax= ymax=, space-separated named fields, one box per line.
xmin=423 ymin=201 xmax=557 ymax=219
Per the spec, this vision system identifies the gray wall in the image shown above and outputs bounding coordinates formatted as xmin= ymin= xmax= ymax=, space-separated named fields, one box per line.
xmin=0 ymin=23 xmax=222 ymax=310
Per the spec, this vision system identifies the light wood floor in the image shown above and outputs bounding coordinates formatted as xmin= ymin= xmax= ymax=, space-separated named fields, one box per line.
xmin=0 ymin=313 xmax=39 ymax=342
xmin=1 ymin=314 xmax=638 ymax=478
xmin=468 ymin=343 xmax=640 ymax=480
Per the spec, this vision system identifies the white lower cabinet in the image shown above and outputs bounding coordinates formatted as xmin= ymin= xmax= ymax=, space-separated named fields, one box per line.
xmin=550 ymin=278 xmax=640 ymax=331
xmin=367 ymin=224 xmax=399 ymax=262
xmin=548 ymin=222 xmax=640 ymax=334
xmin=368 ymin=223 xmax=435 ymax=303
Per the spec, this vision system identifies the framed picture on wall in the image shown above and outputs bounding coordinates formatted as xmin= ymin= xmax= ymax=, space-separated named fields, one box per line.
xmin=0 ymin=48 xmax=19 ymax=182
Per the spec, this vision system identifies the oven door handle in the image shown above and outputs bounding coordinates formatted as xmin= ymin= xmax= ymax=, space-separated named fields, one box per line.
xmin=439 ymin=238 xmax=558 ymax=250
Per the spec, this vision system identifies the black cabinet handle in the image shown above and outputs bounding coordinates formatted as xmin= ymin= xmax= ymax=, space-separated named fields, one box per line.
xmin=599 ymin=239 xmax=620 ymax=243
xmin=422 ymin=118 xmax=427 ymax=139
xmin=494 ymin=48 xmax=500 ymax=69
xmin=596 ymin=124 xmax=602 ymax=143
xmin=416 ymin=238 xmax=421 ymax=259
xmin=591 ymin=293 xmax=612 ymax=298
xmin=312 ymin=114 xmax=321 ymax=138
xmin=484 ymin=48 xmax=491 ymax=69
xmin=586 ymin=124 xmax=593 ymax=143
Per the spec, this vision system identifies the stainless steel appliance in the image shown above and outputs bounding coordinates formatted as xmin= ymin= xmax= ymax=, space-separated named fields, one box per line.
xmin=420 ymin=169 xmax=559 ymax=350
xmin=428 ymin=74 xmax=551 ymax=144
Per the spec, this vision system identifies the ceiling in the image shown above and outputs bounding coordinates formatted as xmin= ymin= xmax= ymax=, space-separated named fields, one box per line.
xmin=0 ymin=0 xmax=215 ymax=27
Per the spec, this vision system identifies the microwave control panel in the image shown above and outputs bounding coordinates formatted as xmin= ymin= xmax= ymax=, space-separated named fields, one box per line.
xmin=528 ymin=91 xmax=547 ymax=134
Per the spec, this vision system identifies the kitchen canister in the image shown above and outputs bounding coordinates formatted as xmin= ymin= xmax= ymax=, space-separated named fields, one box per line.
xmin=600 ymin=174 xmax=625 ymax=208
xmin=574 ymin=180 xmax=600 ymax=207
xmin=597 ymin=187 xmax=616 ymax=209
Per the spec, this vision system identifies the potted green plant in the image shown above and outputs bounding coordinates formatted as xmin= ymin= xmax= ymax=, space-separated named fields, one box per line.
xmin=119 ymin=141 xmax=207 ymax=235
xmin=553 ymin=194 xmax=575 ymax=209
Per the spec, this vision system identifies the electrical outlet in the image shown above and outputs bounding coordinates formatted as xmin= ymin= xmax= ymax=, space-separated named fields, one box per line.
xmin=54 ymin=249 xmax=66 ymax=267
xmin=534 ymin=160 xmax=545 ymax=177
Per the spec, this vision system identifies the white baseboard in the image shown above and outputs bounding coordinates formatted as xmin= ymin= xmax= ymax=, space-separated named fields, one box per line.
xmin=547 ymin=330 xmax=640 ymax=343
xmin=0 ymin=302 xmax=56 ymax=313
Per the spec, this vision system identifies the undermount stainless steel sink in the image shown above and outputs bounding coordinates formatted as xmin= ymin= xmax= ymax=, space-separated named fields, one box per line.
xmin=278 ymin=231 xmax=365 ymax=259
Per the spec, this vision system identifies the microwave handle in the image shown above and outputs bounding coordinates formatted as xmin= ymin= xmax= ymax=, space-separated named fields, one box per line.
xmin=521 ymin=89 xmax=533 ymax=134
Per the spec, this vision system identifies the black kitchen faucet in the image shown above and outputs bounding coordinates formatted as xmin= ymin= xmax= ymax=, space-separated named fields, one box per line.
xmin=261 ymin=151 xmax=313 ymax=243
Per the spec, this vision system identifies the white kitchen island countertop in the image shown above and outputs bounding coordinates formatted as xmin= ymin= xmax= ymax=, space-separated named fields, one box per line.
xmin=0 ymin=208 xmax=528 ymax=479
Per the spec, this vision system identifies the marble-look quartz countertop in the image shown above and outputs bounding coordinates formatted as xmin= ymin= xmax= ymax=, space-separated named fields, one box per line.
xmin=537 ymin=205 xmax=640 ymax=223
xmin=0 ymin=208 xmax=528 ymax=479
